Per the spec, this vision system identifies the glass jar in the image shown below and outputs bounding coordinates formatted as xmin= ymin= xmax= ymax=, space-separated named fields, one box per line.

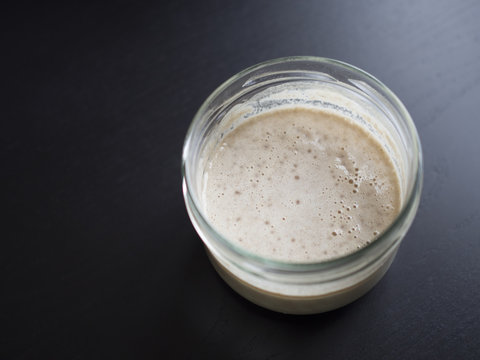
xmin=182 ymin=57 xmax=423 ymax=314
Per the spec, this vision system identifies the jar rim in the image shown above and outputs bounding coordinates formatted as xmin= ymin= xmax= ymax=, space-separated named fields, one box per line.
xmin=182 ymin=56 xmax=423 ymax=273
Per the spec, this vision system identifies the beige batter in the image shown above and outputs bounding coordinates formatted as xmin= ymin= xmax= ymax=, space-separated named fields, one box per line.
xmin=203 ymin=107 xmax=400 ymax=262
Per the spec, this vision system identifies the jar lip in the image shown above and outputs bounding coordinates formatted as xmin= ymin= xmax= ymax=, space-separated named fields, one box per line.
xmin=182 ymin=56 xmax=423 ymax=272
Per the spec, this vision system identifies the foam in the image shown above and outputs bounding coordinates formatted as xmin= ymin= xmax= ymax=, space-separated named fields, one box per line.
xmin=203 ymin=107 xmax=401 ymax=262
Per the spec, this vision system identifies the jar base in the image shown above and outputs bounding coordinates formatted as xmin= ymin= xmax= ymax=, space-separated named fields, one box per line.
xmin=207 ymin=249 xmax=396 ymax=315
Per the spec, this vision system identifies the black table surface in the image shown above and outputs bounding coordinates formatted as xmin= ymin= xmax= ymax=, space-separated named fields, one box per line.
xmin=2 ymin=1 xmax=480 ymax=359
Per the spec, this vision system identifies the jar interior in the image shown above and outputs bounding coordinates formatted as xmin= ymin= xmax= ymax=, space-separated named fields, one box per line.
xmin=183 ymin=61 xmax=421 ymax=270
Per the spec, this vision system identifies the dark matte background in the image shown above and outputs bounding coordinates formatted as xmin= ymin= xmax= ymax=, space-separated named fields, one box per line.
xmin=2 ymin=1 xmax=480 ymax=359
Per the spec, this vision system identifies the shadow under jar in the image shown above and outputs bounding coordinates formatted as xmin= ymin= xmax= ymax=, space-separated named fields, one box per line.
xmin=182 ymin=57 xmax=423 ymax=314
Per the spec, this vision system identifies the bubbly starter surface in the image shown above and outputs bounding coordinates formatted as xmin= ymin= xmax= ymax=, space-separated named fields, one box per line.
xmin=203 ymin=108 xmax=400 ymax=262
